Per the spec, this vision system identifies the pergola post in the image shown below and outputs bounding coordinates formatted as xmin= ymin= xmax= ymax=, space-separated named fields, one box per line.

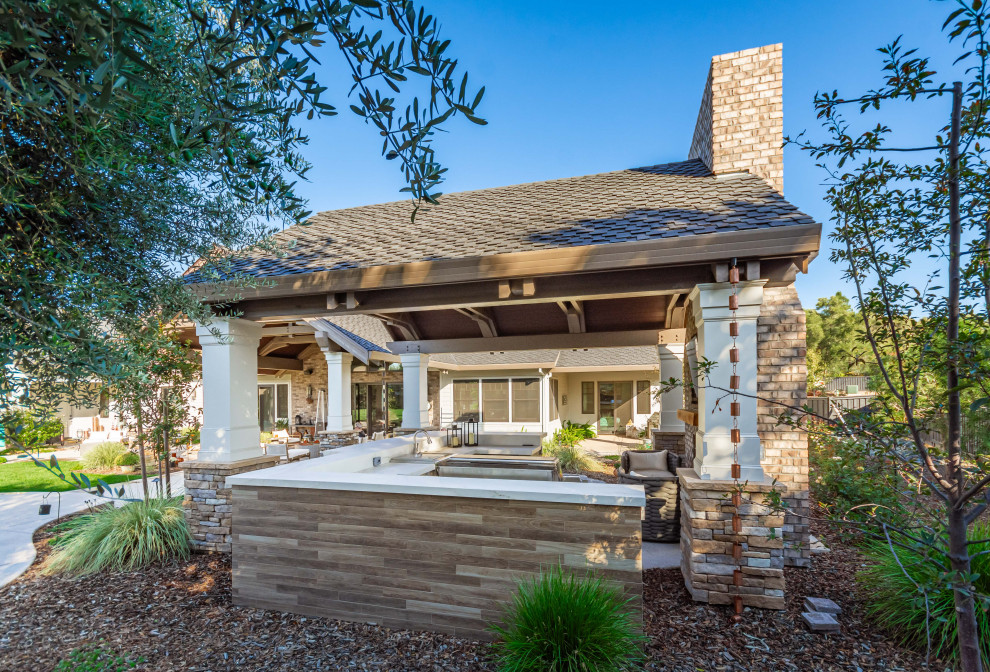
xmin=188 ymin=317 xmax=278 ymax=553
xmin=400 ymin=353 xmax=430 ymax=428
xmin=322 ymin=351 xmax=354 ymax=432
xmin=195 ymin=318 xmax=264 ymax=462
xmin=689 ymin=281 xmax=767 ymax=481
xmin=657 ymin=343 xmax=686 ymax=432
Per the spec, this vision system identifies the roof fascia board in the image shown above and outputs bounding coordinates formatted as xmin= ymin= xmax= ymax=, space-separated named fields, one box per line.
xmin=193 ymin=222 xmax=821 ymax=302
xmin=304 ymin=318 xmax=373 ymax=364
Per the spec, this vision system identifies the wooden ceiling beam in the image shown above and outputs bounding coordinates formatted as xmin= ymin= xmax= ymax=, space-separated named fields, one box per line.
xmin=388 ymin=329 xmax=672 ymax=354
xmin=556 ymin=300 xmax=585 ymax=334
xmin=455 ymin=307 xmax=499 ymax=338
xmin=257 ymin=355 xmax=303 ymax=371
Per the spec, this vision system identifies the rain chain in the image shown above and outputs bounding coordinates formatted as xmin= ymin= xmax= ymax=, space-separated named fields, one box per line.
xmin=728 ymin=258 xmax=745 ymax=624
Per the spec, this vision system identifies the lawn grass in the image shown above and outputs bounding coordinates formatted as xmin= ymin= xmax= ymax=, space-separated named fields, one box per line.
xmin=0 ymin=459 xmax=141 ymax=493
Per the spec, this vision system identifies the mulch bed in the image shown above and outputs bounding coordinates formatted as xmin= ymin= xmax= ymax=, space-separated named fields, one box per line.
xmin=0 ymin=504 xmax=938 ymax=672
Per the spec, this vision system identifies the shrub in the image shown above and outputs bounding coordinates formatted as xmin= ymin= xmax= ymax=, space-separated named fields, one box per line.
xmin=542 ymin=440 xmax=594 ymax=473
xmin=82 ymin=442 xmax=128 ymax=470
xmin=808 ymin=432 xmax=904 ymax=526
xmin=490 ymin=565 xmax=646 ymax=671
xmin=0 ymin=456 xmax=6 ymax=464
xmin=858 ymin=521 xmax=990 ymax=666
xmin=54 ymin=645 xmax=142 ymax=671
xmin=4 ymin=409 xmax=63 ymax=450
xmin=44 ymin=496 xmax=189 ymax=575
xmin=114 ymin=451 xmax=140 ymax=467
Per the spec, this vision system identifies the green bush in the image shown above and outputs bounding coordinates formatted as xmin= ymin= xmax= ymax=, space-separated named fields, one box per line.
xmin=4 ymin=409 xmax=63 ymax=450
xmin=809 ymin=432 xmax=904 ymax=526
xmin=0 ymin=456 xmax=6 ymax=464
xmin=858 ymin=521 xmax=990 ymax=666
xmin=114 ymin=451 xmax=140 ymax=467
xmin=82 ymin=442 xmax=128 ymax=470
xmin=54 ymin=645 xmax=142 ymax=672
xmin=490 ymin=565 xmax=646 ymax=671
xmin=542 ymin=440 xmax=594 ymax=473
xmin=44 ymin=496 xmax=189 ymax=575
xmin=550 ymin=421 xmax=596 ymax=449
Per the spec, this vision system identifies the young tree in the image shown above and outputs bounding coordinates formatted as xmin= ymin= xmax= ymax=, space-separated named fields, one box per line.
xmin=790 ymin=1 xmax=990 ymax=668
xmin=805 ymin=292 xmax=872 ymax=380
xmin=1 ymin=0 xmax=485 ymax=419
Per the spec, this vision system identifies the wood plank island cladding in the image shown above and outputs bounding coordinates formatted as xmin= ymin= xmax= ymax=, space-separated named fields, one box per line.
xmin=231 ymin=485 xmax=643 ymax=640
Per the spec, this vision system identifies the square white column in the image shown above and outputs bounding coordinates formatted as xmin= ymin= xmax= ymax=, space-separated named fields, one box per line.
xmin=322 ymin=351 xmax=353 ymax=432
xmin=657 ymin=343 xmax=686 ymax=433
xmin=195 ymin=318 xmax=263 ymax=462
xmin=689 ymin=281 xmax=767 ymax=481
xmin=400 ymin=353 xmax=430 ymax=428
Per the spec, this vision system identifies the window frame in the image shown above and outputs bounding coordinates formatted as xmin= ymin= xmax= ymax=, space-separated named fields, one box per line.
xmin=451 ymin=376 xmax=542 ymax=423
xmin=581 ymin=381 xmax=595 ymax=414
xmin=636 ymin=380 xmax=651 ymax=415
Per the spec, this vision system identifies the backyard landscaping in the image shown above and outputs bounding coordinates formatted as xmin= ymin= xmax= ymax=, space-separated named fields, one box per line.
xmin=0 ymin=491 xmax=932 ymax=672
xmin=0 ymin=459 xmax=142 ymax=493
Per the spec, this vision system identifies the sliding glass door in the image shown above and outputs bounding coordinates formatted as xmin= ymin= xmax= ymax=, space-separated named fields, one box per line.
xmin=597 ymin=381 xmax=634 ymax=435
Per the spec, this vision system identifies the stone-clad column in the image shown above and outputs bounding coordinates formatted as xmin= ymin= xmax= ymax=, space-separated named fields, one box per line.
xmin=689 ymin=281 xmax=766 ymax=481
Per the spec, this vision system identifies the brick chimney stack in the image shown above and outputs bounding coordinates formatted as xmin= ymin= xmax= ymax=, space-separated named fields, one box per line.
xmin=688 ymin=44 xmax=784 ymax=193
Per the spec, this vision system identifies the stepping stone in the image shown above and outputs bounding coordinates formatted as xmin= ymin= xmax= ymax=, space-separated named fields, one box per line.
xmin=809 ymin=534 xmax=831 ymax=555
xmin=804 ymin=596 xmax=842 ymax=615
xmin=802 ymin=611 xmax=840 ymax=632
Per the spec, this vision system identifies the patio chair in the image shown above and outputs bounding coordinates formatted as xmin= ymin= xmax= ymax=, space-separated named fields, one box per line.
xmin=617 ymin=448 xmax=682 ymax=543
xmin=273 ymin=429 xmax=301 ymax=445
xmin=266 ymin=442 xmax=308 ymax=463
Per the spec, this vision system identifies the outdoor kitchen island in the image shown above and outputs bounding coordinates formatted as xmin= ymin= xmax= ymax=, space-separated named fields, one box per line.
xmin=226 ymin=433 xmax=645 ymax=640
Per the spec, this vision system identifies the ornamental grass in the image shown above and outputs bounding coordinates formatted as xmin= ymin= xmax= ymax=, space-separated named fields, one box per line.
xmin=44 ymin=496 xmax=189 ymax=576
xmin=858 ymin=521 xmax=990 ymax=666
xmin=490 ymin=565 xmax=645 ymax=672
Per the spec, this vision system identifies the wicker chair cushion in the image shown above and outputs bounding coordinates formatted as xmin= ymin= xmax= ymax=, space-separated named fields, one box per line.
xmin=628 ymin=468 xmax=674 ymax=479
xmin=627 ymin=449 xmax=667 ymax=473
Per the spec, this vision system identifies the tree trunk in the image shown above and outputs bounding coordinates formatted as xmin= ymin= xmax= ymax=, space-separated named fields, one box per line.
xmin=947 ymin=80 xmax=983 ymax=672
xmin=136 ymin=404 xmax=149 ymax=503
xmin=950 ymin=504 xmax=984 ymax=671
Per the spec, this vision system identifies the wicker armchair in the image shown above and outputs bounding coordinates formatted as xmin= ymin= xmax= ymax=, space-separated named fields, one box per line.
xmin=617 ymin=449 xmax=682 ymax=543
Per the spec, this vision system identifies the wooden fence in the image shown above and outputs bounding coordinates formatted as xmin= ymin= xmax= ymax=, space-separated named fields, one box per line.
xmin=824 ymin=376 xmax=872 ymax=394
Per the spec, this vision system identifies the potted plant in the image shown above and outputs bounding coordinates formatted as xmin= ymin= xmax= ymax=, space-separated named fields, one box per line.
xmin=115 ymin=451 xmax=140 ymax=474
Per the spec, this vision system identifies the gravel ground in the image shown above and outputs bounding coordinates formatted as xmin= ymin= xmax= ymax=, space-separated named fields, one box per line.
xmin=0 ymin=503 xmax=938 ymax=672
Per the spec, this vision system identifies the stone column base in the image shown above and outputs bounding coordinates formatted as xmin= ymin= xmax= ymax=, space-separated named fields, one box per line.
xmin=678 ymin=468 xmax=786 ymax=610
xmin=183 ymin=455 xmax=280 ymax=553
xmin=320 ymin=431 xmax=361 ymax=449
xmin=651 ymin=430 xmax=686 ymax=458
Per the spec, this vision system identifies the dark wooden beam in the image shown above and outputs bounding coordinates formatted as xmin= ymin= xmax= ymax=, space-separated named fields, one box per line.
xmin=387 ymin=329 xmax=664 ymax=354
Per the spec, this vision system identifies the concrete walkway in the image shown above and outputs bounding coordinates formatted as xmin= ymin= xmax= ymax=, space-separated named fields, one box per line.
xmin=642 ymin=541 xmax=680 ymax=570
xmin=0 ymin=473 xmax=184 ymax=589
xmin=580 ymin=434 xmax=646 ymax=456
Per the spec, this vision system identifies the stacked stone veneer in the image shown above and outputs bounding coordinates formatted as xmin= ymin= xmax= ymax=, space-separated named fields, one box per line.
xmin=757 ymin=285 xmax=811 ymax=568
xmin=183 ymin=456 xmax=279 ymax=552
xmin=679 ymin=471 xmax=786 ymax=609
xmin=652 ymin=430 xmax=686 ymax=457
xmin=689 ymin=44 xmax=784 ymax=193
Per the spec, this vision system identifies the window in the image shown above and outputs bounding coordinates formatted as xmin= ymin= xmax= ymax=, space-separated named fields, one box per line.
xmin=581 ymin=381 xmax=595 ymax=414
xmin=512 ymin=378 xmax=540 ymax=423
xmin=258 ymin=382 xmax=290 ymax=431
xmin=549 ymin=379 xmax=559 ymax=421
xmin=636 ymin=380 xmax=651 ymax=415
xmin=482 ymin=379 xmax=510 ymax=422
xmin=453 ymin=379 xmax=480 ymax=421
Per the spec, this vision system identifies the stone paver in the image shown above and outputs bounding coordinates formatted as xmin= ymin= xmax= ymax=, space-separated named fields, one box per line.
xmin=0 ymin=473 xmax=184 ymax=589
xmin=642 ymin=541 xmax=680 ymax=570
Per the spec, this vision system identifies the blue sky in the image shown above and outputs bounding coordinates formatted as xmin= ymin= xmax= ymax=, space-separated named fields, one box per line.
xmin=292 ymin=0 xmax=960 ymax=308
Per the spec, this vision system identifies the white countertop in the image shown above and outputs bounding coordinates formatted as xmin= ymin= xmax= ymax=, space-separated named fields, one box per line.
xmin=227 ymin=432 xmax=645 ymax=508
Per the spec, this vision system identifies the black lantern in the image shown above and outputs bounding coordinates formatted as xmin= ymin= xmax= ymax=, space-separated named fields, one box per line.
xmin=464 ymin=419 xmax=479 ymax=447
xmin=39 ymin=491 xmax=59 ymax=517
xmin=447 ymin=423 xmax=462 ymax=449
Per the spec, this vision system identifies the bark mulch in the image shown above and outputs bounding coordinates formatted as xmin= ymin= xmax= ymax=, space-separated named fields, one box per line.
xmin=0 ymin=509 xmax=937 ymax=671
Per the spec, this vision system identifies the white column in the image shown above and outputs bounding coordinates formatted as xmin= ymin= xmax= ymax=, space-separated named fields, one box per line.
xmin=195 ymin=318 xmax=263 ymax=462
xmin=657 ymin=343 xmax=686 ymax=433
xmin=322 ymin=351 xmax=353 ymax=432
xmin=400 ymin=353 xmax=430 ymax=428
xmin=689 ymin=281 xmax=766 ymax=481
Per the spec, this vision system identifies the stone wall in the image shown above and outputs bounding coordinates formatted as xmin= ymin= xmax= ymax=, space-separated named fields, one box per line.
xmin=688 ymin=44 xmax=784 ymax=193
xmin=652 ymin=430 xmax=686 ymax=458
xmin=679 ymin=470 xmax=785 ymax=609
xmin=183 ymin=455 xmax=280 ymax=553
xmin=757 ymin=285 xmax=810 ymax=568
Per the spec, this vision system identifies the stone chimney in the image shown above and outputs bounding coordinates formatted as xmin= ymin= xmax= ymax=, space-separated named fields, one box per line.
xmin=688 ymin=44 xmax=784 ymax=193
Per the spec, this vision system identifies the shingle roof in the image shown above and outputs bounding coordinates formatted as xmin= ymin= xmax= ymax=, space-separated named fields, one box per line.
xmin=555 ymin=347 xmax=658 ymax=368
xmin=194 ymin=159 xmax=816 ymax=281
xmin=322 ymin=315 xmax=391 ymax=354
